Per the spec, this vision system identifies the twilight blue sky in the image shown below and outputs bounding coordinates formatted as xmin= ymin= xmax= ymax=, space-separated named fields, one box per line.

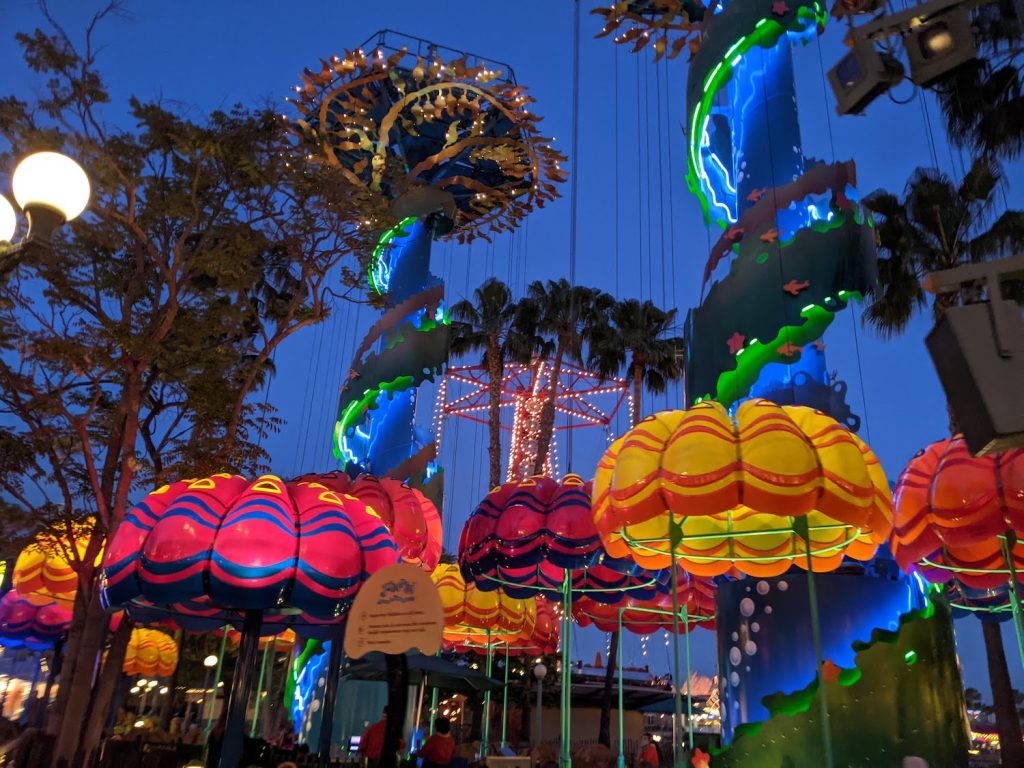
xmin=3 ymin=0 xmax=1021 ymax=700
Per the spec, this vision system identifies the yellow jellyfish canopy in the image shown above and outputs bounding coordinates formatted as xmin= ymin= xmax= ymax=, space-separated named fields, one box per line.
xmin=593 ymin=400 xmax=892 ymax=577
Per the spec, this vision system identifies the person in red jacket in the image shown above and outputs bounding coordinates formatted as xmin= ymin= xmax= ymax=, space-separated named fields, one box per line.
xmin=417 ymin=717 xmax=456 ymax=768
xmin=637 ymin=734 xmax=660 ymax=768
xmin=360 ymin=710 xmax=389 ymax=762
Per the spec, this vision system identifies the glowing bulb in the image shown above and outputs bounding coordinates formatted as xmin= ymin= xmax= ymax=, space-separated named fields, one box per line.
xmin=12 ymin=151 xmax=90 ymax=221
xmin=203 ymin=655 xmax=218 ymax=668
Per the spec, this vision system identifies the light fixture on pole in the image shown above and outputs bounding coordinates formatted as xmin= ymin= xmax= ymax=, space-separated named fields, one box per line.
xmin=828 ymin=37 xmax=905 ymax=115
xmin=828 ymin=0 xmax=982 ymax=115
xmin=201 ymin=653 xmax=218 ymax=725
xmin=533 ymin=662 xmax=547 ymax=748
xmin=1 ymin=150 xmax=89 ymax=266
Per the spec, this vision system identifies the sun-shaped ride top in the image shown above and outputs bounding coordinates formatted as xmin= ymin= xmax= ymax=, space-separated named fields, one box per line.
xmin=288 ymin=31 xmax=567 ymax=244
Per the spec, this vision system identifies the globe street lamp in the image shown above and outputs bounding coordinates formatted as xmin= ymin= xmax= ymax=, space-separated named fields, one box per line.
xmin=201 ymin=653 xmax=218 ymax=725
xmin=533 ymin=663 xmax=547 ymax=748
xmin=1 ymin=150 xmax=89 ymax=262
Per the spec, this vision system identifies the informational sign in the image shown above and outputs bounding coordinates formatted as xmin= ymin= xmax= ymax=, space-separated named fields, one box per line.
xmin=344 ymin=562 xmax=444 ymax=659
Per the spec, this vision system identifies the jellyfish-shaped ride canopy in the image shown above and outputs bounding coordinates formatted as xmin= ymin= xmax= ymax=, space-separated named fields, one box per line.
xmin=293 ymin=471 xmax=442 ymax=571
xmin=459 ymin=474 xmax=665 ymax=602
xmin=593 ymin=399 xmax=893 ymax=576
xmin=459 ymin=473 xmax=670 ymax=765
xmin=0 ymin=591 xmax=71 ymax=651
xmin=123 ymin=628 xmax=179 ymax=678
xmin=101 ymin=473 xmax=399 ymax=768
xmin=892 ymin=437 xmax=1024 ymax=652
xmin=593 ymin=399 xmax=896 ymax=748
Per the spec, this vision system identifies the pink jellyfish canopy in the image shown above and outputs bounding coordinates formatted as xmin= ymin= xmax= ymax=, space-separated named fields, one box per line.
xmin=101 ymin=473 xmax=398 ymax=637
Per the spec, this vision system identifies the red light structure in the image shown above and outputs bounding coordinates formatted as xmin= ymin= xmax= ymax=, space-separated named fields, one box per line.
xmin=436 ymin=359 xmax=629 ymax=481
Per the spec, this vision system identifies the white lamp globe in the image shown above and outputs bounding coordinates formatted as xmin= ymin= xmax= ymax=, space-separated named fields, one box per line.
xmin=12 ymin=151 xmax=90 ymax=221
xmin=0 ymin=196 xmax=15 ymax=242
xmin=203 ymin=654 xmax=218 ymax=668
xmin=533 ymin=663 xmax=547 ymax=681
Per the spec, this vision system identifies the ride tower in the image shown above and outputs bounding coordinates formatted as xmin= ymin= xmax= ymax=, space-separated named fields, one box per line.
xmin=290 ymin=30 xmax=565 ymax=497
xmin=595 ymin=1 xmax=969 ymax=765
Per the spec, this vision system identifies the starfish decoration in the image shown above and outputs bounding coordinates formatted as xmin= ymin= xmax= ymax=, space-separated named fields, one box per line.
xmin=746 ymin=187 xmax=768 ymax=202
xmin=821 ymin=659 xmax=842 ymax=684
xmin=691 ymin=748 xmax=711 ymax=768
xmin=777 ymin=341 xmax=801 ymax=357
xmin=783 ymin=279 xmax=810 ymax=296
xmin=772 ymin=0 xmax=790 ymax=16
xmin=812 ymin=339 xmax=827 ymax=352
xmin=760 ymin=227 xmax=780 ymax=244
xmin=727 ymin=332 xmax=746 ymax=355
xmin=724 ymin=226 xmax=745 ymax=243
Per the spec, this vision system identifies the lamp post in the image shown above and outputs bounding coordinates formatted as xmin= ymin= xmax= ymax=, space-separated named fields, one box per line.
xmin=1 ymin=151 xmax=89 ymax=265
xmin=201 ymin=654 xmax=218 ymax=726
xmin=533 ymin=663 xmax=547 ymax=749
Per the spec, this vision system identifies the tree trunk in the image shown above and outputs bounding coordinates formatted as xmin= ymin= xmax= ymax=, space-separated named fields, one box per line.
xmin=81 ymin=617 xmax=132 ymax=765
xmin=487 ymin=338 xmax=504 ymax=489
xmin=380 ymin=653 xmax=409 ymax=768
xmin=52 ymin=592 xmax=111 ymax=767
xmin=982 ymin=621 xmax=1024 ymax=768
xmin=598 ymin=632 xmax=618 ymax=747
xmin=46 ymin=586 xmax=87 ymax=735
xmin=532 ymin=346 xmax=565 ymax=476
xmin=631 ymin=362 xmax=643 ymax=427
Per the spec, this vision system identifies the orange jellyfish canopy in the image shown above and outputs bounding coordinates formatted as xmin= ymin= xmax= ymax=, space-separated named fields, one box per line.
xmin=124 ymin=628 xmax=179 ymax=677
xmin=593 ymin=400 xmax=892 ymax=577
xmin=224 ymin=627 xmax=298 ymax=652
xmin=573 ymin=572 xmax=717 ymax=635
xmin=892 ymin=437 xmax=1024 ymax=589
xmin=13 ymin=524 xmax=100 ymax=609
xmin=432 ymin=563 xmax=536 ymax=647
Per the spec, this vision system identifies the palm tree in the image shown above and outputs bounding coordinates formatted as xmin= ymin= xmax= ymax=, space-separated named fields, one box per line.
xmin=585 ymin=298 xmax=683 ymax=747
xmin=520 ymin=279 xmax=611 ymax=475
xmin=589 ymin=299 xmax=684 ymax=426
xmin=936 ymin=1 xmax=1023 ymax=161
xmin=865 ymin=157 xmax=1024 ymax=767
xmin=864 ymin=157 xmax=1024 ymax=332
xmin=449 ymin=278 xmax=533 ymax=489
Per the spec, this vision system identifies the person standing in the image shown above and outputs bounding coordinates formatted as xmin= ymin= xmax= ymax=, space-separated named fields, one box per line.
xmin=637 ymin=734 xmax=660 ymax=768
xmin=417 ymin=717 xmax=456 ymax=768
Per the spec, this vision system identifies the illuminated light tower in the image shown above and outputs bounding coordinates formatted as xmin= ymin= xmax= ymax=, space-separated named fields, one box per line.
xmin=288 ymin=31 xmax=565 ymax=501
xmin=593 ymin=1 xmax=969 ymax=765
xmin=435 ymin=358 xmax=629 ymax=482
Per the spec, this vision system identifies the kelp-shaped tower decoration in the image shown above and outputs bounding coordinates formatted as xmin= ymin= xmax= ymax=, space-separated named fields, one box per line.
xmin=594 ymin=2 xmax=969 ymax=765
xmin=289 ymin=32 xmax=565 ymax=491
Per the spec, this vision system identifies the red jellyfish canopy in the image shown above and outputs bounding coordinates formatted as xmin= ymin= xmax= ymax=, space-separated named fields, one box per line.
xmin=294 ymin=471 xmax=442 ymax=571
xmin=573 ymin=572 xmax=717 ymax=635
xmin=100 ymin=474 xmax=398 ymax=637
xmin=459 ymin=474 xmax=667 ymax=603
xmin=892 ymin=437 xmax=1024 ymax=589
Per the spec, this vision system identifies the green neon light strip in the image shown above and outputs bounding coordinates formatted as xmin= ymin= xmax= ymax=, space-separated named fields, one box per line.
xmin=621 ymin=521 xmax=862 ymax=564
xmin=685 ymin=3 xmax=828 ymax=225
xmin=712 ymin=300 xmax=851 ymax=406
xmin=331 ymin=374 xmax=415 ymax=459
xmin=368 ymin=216 xmax=418 ymax=294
